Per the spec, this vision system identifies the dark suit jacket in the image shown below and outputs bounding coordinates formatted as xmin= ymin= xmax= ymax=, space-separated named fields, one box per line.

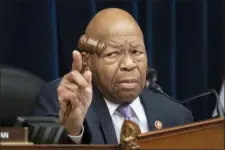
xmin=33 ymin=78 xmax=193 ymax=144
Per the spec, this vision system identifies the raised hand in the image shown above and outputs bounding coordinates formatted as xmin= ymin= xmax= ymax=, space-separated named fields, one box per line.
xmin=58 ymin=50 xmax=92 ymax=136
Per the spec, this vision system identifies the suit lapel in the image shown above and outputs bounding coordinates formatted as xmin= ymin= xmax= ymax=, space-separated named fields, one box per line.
xmin=91 ymin=86 xmax=118 ymax=144
xmin=86 ymin=87 xmax=165 ymax=143
xmin=140 ymin=88 xmax=164 ymax=131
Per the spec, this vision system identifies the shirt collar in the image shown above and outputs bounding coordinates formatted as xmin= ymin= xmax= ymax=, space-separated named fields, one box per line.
xmin=104 ymin=97 xmax=141 ymax=117
xmin=104 ymin=98 xmax=119 ymax=116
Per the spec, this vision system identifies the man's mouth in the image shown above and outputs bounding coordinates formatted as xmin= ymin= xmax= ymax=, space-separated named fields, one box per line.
xmin=118 ymin=79 xmax=138 ymax=89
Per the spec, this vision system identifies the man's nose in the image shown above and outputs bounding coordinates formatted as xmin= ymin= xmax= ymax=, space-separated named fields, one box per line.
xmin=120 ymin=54 xmax=137 ymax=71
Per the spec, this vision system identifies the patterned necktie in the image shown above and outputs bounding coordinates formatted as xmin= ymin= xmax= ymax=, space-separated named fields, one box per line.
xmin=117 ymin=103 xmax=136 ymax=123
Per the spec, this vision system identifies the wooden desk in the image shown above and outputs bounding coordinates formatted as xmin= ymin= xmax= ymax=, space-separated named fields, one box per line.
xmin=1 ymin=118 xmax=224 ymax=150
xmin=1 ymin=144 xmax=119 ymax=150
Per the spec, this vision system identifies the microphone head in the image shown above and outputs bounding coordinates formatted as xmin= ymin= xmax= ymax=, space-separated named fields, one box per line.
xmin=146 ymin=68 xmax=163 ymax=93
xmin=147 ymin=68 xmax=158 ymax=84
xmin=149 ymin=83 xmax=163 ymax=93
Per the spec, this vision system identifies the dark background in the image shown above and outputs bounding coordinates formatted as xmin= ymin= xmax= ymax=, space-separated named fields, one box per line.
xmin=0 ymin=0 xmax=224 ymax=121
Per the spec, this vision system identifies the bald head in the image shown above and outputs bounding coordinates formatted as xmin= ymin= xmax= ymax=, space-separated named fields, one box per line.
xmin=85 ymin=8 xmax=143 ymax=41
xmin=81 ymin=8 xmax=147 ymax=104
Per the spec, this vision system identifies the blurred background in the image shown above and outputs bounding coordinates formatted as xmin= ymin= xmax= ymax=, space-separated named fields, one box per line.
xmin=0 ymin=0 xmax=224 ymax=122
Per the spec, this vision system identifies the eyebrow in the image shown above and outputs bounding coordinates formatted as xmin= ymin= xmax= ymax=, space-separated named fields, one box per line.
xmin=129 ymin=41 xmax=142 ymax=48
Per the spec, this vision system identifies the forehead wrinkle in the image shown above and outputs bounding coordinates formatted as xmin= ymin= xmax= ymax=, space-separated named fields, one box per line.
xmin=107 ymin=40 xmax=123 ymax=48
xmin=104 ymin=39 xmax=144 ymax=53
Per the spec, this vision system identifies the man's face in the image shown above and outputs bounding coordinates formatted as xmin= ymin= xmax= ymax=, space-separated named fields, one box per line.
xmin=91 ymin=36 xmax=147 ymax=103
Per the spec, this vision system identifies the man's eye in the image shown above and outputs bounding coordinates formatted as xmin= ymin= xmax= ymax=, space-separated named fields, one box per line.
xmin=132 ymin=50 xmax=142 ymax=55
xmin=106 ymin=52 xmax=118 ymax=57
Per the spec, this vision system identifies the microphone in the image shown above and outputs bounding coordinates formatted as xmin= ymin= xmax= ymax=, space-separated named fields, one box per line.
xmin=147 ymin=68 xmax=180 ymax=104
xmin=147 ymin=68 xmax=225 ymax=118
xmin=149 ymin=83 xmax=181 ymax=104
xmin=180 ymin=89 xmax=224 ymax=117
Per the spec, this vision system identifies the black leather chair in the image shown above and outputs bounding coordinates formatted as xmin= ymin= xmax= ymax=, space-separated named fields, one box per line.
xmin=0 ymin=66 xmax=65 ymax=144
xmin=0 ymin=66 xmax=46 ymax=126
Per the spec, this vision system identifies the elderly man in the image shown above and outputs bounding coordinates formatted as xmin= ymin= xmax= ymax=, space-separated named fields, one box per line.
xmin=33 ymin=8 xmax=193 ymax=144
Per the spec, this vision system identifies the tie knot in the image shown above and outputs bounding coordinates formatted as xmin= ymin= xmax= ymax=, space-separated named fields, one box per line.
xmin=117 ymin=103 xmax=133 ymax=119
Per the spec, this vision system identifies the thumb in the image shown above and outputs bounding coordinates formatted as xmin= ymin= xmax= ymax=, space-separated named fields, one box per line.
xmin=83 ymin=70 xmax=92 ymax=86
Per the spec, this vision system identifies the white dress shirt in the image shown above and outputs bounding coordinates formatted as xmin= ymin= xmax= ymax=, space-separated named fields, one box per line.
xmin=69 ymin=96 xmax=149 ymax=143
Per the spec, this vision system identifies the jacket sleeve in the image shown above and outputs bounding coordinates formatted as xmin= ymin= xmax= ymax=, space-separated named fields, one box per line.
xmin=32 ymin=78 xmax=93 ymax=144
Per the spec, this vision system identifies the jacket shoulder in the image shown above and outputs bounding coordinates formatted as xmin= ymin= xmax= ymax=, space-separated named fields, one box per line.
xmin=141 ymin=88 xmax=193 ymax=125
xmin=33 ymin=78 xmax=62 ymax=117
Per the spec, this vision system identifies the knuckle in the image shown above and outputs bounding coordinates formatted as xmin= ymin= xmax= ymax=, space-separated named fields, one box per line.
xmin=57 ymin=86 xmax=64 ymax=95
xmin=85 ymin=87 xmax=92 ymax=94
xmin=63 ymin=74 xmax=69 ymax=81
xmin=70 ymin=70 xmax=77 ymax=77
xmin=67 ymin=71 xmax=76 ymax=82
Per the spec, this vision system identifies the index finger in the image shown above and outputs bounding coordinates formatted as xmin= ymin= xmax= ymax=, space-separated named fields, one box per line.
xmin=72 ymin=50 xmax=82 ymax=72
